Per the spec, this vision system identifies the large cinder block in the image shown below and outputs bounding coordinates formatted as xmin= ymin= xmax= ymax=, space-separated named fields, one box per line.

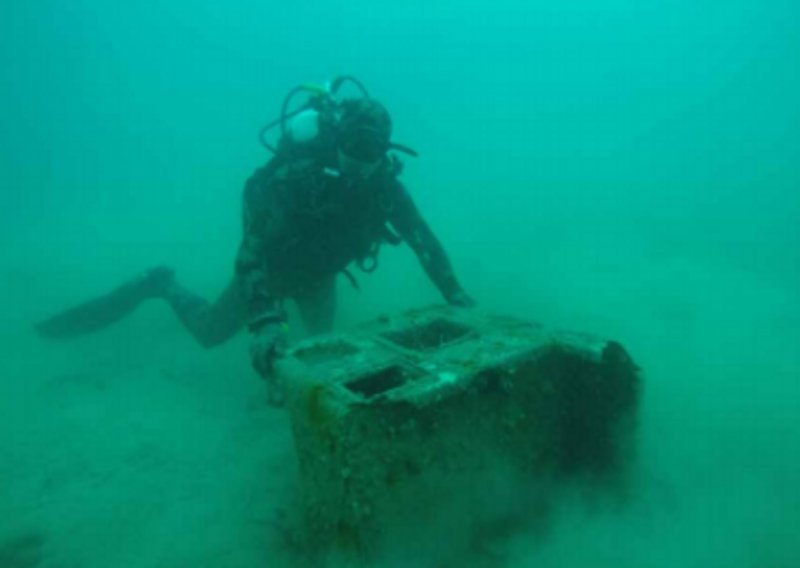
xmin=276 ymin=306 xmax=640 ymax=564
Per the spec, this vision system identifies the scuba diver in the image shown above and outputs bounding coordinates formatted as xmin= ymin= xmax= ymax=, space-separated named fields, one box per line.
xmin=36 ymin=76 xmax=475 ymax=389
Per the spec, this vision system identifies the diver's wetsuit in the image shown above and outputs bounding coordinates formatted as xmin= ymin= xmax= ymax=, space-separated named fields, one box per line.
xmin=169 ymin=149 xmax=466 ymax=347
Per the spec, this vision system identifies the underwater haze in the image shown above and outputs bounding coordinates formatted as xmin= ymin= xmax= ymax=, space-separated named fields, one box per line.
xmin=2 ymin=0 xmax=799 ymax=566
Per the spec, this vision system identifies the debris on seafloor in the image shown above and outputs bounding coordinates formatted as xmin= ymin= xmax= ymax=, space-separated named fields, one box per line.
xmin=275 ymin=305 xmax=641 ymax=566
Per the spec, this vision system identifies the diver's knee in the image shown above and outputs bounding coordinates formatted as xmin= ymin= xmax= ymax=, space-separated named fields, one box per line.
xmin=196 ymin=333 xmax=226 ymax=350
xmin=195 ymin=325 xmax=240 ymax=350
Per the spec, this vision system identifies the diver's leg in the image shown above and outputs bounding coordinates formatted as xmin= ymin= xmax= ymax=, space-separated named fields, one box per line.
xmin=35 ymin=266 xmax=175 ymax=340
xmin=36 ymin=267 xmax=249 ymax=348
xmin=294 ymin=276 xmax=337 ymax=335
xmin=163 ymin=276 xmax=249 ymax=349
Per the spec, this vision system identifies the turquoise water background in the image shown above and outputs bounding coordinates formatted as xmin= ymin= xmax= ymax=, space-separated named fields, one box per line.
xmin=1 ymin=1 xmax=798 ymax=566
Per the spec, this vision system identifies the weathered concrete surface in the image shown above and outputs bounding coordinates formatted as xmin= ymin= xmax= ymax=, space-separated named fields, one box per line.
xmin=276 ymin=306 xmax=641 ymax=565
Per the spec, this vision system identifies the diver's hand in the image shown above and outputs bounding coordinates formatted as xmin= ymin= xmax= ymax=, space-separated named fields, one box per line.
xmin=447 ymin=290 xmax=477 ymax=308
xmin=250 ymin=323 xmax=288 ymax=405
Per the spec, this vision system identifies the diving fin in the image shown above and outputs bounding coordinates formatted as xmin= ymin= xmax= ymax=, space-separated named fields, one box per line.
xmin=35 ymin=266 xmax=175 ymax=340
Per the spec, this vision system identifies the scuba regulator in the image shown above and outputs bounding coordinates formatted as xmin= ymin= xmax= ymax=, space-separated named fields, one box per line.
xmin=258 ymin=76 xmax=418 ymax=158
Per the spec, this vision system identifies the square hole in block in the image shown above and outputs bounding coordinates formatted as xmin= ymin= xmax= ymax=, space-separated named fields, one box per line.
xmin=382 ymin=318 xmax=473 ymax=352
xmin=345 ymin=366 xmax=412 ymax=399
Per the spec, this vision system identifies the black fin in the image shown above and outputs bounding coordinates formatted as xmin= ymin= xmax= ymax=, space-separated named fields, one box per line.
xmin=35 ymin=267 xmax=173 ymax=340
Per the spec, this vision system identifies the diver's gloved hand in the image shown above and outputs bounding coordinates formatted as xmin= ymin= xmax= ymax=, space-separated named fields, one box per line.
xmin=446 ymin=290 xmax=477 ymax=308
xmin=249 ymin=321 xmax=289 ymax=406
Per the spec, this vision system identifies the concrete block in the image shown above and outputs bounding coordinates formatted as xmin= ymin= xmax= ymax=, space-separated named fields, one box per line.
xmin=276 ymin=306 xmax=640 ymax=564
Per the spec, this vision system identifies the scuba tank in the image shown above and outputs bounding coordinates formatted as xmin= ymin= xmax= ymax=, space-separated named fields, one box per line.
xmin=258 ymin=76 xmax=418 ymax=159
xmin=258 ymin=76 xmax=366 ymax=156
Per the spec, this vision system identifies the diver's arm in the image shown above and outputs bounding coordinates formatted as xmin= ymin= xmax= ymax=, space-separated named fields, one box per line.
xmin=234 ymin=168 xmax=286 ymax=329
xmin=388 ymin=181 xmax=474 ymax=306
xmin=236 ymin=167 xmax=290 ymax=385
